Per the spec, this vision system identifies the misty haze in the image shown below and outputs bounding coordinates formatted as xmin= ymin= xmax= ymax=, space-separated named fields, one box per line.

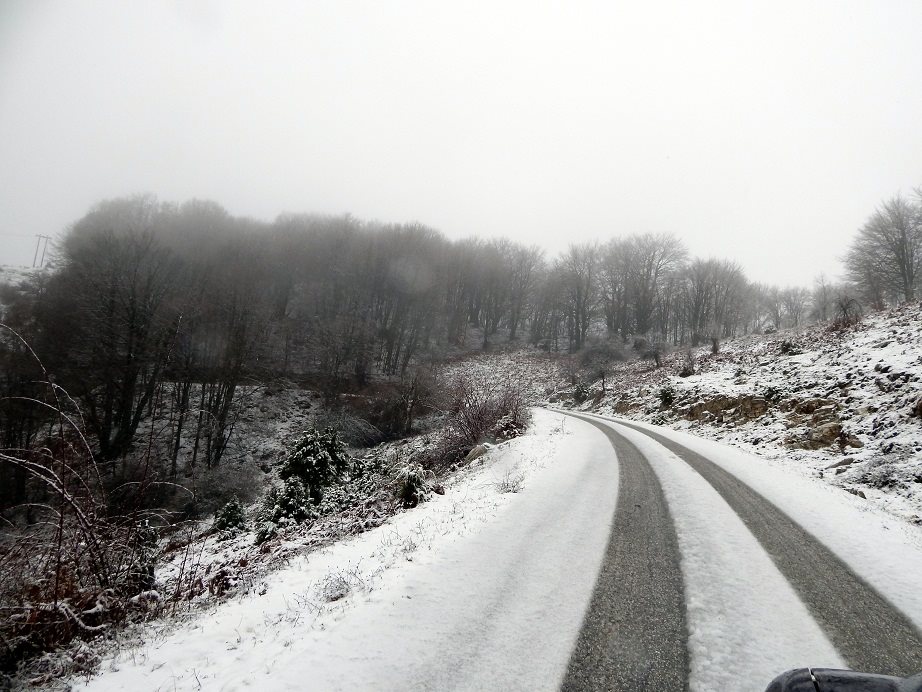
xmin=1 ymin=2 xmax=921 ymax=691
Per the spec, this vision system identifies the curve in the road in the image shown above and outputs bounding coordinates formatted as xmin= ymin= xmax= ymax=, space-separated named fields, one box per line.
xmin=561 ymin=414 xmax=689 ymax=692
xmin=614 ymin=418 xmax=922 ymax=678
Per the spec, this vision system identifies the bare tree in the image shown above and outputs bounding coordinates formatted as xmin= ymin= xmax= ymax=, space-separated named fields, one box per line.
xmin=558 ymin=242 xmax=600 ymax=351
xmin=810 ymin=274 xmax=833 ymax=322
xmin=48 ymin=196 xmax=186 ymax=460
xmin=507 ymin=244 xmax=543 ymax=340
xmin=628 ymin=233 xmax=688 ymax=336
xmin=600 ymin=238 xmax=633 ymax=339
xmin=845 ymin=192 xmax=922 ymax=304
xmin=781 ymin=286 xmax=810 ymax=327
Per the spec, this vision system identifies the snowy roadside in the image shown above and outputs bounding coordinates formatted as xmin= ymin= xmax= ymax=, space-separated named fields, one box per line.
xmin=560 ymin=305 xmax=922 ymax=526
xmin=622 ymin=419 xmax=922 ymax=632
xmin=580 ymin=412 xmax=922 ymax=631
xmin=73 ymin=409 xmax=613 ymax=691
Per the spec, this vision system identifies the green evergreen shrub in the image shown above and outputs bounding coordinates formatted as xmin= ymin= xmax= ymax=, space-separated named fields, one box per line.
xmin=279 ymin=427 xmax=350 ymax=502
xmin=212 ymin=498 xmax=247 ymax=538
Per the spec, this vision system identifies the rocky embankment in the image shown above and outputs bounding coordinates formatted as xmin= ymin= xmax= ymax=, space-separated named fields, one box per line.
xmin=554 ymin=303 xmax=922 ymax=523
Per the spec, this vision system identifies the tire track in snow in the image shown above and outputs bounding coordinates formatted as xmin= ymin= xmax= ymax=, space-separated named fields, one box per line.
xmin=561 ymin=414 xmax=689 ymax=692
xmin=610 ymin=420 xmax=843 ymax=691
xmin=615 ymin=418 xmax=922 ymax=677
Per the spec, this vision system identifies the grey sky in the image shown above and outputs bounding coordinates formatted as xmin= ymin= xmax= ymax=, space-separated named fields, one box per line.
xmin=1 ymin=1 xmax=920 ymax=285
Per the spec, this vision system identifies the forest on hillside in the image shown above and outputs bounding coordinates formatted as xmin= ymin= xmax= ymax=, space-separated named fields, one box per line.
xmin=0 ymin=188 xmax=919 ymax=678
xmin=2 ymin=189 xmax=920 ymax=505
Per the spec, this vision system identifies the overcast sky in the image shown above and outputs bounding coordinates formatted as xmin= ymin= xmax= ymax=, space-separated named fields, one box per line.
xmin=1 ymin=1 xmax=920 ymax=284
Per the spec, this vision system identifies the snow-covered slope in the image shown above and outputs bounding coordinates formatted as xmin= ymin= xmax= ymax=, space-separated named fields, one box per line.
xmin=563 ymin=304 xmax=922 ymax=524
xmin=75 ymin=410 xmax=616 ymax=691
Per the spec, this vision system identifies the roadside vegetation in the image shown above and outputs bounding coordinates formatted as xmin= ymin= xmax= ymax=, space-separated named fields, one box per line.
xmin=0 ymin=183 xmax=918 ymax=685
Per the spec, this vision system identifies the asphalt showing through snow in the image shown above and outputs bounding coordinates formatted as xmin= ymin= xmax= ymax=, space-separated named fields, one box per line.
xmin=617 ymin=418 xmax=922 ymax=677
xmin=558 ymin=411 xmax=922 ymax=690
xmin=560 ymin=414 xmax=689 ymax=692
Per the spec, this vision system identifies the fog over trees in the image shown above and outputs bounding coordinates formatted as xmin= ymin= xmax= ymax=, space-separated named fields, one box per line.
xmin=845 ymin=190 xmax=922 ymax=307
xmin=2 ymin=185 xmax=919 ymax=505
xmin=0 ymin=184 xmax=919 ymax=677
xmin=0 ymin=184 xmax=915 ymax=535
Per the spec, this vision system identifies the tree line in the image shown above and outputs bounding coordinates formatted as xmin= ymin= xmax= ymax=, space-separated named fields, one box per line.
xmin=845 ymin=188 xmax=922 ymax=307
xmin=1 ymin=188 xmax=918 ymax=514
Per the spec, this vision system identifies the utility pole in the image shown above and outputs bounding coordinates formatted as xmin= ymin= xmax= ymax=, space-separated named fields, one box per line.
xmin=33 ymin=234 xmax=51 ymax=268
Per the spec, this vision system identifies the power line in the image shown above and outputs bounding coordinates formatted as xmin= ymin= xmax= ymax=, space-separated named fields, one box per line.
xmin=33 ymin=235 xmax=51 ymax=268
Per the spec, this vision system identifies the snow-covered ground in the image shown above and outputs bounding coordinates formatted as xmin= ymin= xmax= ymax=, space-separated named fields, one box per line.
xmin=563 ymin=304 xmax=922 ymax=525
xmin=0 ymin=264 xmax=41 ymax=289
xmin=74 ymin=406 xmax=922 ymax=692
xmin=74 ymin=409 xmax=618 ymax=691
xmin=610 ymin=417 xmax=922 ymax=626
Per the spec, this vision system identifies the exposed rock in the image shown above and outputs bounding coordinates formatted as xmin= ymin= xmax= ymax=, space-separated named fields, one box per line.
xmin=686 ymin=395 xmax=738 ymax=420
xmin=811 ymin=421 xmax=843 ymax=446
xmin=788 ymin=398 xmax=839 ymax=415
xmin=845 ymin=487 xmax=867 ymax=499
xmin=464 ymin=444 xmax=490 ymax=463
xmin=613 ymin=399 xmax=636 ymax=414
xmin=911 ymin=396 xmax=922 ymax=419
xmin=842 ymin=434 xmax=864 ymax=449
xmin=811 ymin=404 xmax=839 ymax=423
xmin=825 ymin=457 xmax=857 ymax=470
xmin=786 ymin=421 xmax=843 ymax=449
xmin=784 ymin=413 xmax=806 ymax=428
xmin=738 ymin=396 xmax=769 ymax=419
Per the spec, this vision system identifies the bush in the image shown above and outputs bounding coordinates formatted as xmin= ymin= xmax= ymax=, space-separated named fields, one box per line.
xmin=831 ymin=295 xmax=862 ymax=331
xmin=413 ymin=379 xmax=529 ymax=471
xmin=573 ymin=383 xmax=590 ymax=403
xmin=860 ymin=461 xmax=899 ymax=489
xmin=496 ymin=469 xmax=525 ymax=493
xmin=254 ymin=477 xmax=316 ymax=544
xmin=579 ymin=340 xmax=626 ymax=389
xmin=212 ymin=498 xmax=247 ymax=538
xmin=394 ymin=464 xmax=436 ymax=508
xmin=279 ymin=427 xmax=350 ymax=502
xmin=678 ymin=350 xmax=695 ymax=377
xmin=491 ymin=411 xmax=528 ymax=441
xmin=780 ymin=339 xmax=802 ymax=355
xmin=658 ymin=386 xmax=676 ymax=408
xmin=313 ymin=408 xmax=384 ymax=447
xmin=642 ymin=346 xmax=665 ymax=368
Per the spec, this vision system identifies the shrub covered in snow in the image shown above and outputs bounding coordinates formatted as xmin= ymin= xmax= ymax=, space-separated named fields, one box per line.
xmin=678 ymin=349 xmax=696 ymax=377
xmin=279 ymin=427 xmax=350 ymax=502
xmin=491 ymin=408 xmax=530 ymax=441
xmin=413 ymin=379 xmax=530 ymax=469
xmin=659 ymin=385 xmax=676 ymax=408
xmin=255 ymin=477 xmax=317 ymax=544
xmin=212 ymin=498 xmax=247 ymax=538
xmin=394 ymin=464 xmax=438 ymax=508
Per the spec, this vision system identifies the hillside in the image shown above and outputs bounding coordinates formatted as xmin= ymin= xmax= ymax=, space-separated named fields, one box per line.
xmin=552 ymin=303 xmax=922 ymax=524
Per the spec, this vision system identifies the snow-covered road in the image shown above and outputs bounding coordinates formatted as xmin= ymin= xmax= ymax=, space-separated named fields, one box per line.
xmin=566 ymin=410 xmax=922 ymax=691
xmin=79 ymin=410 xmax=619 ymax=691
xmin=76 ymin=409 xmax=922 ymax=691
